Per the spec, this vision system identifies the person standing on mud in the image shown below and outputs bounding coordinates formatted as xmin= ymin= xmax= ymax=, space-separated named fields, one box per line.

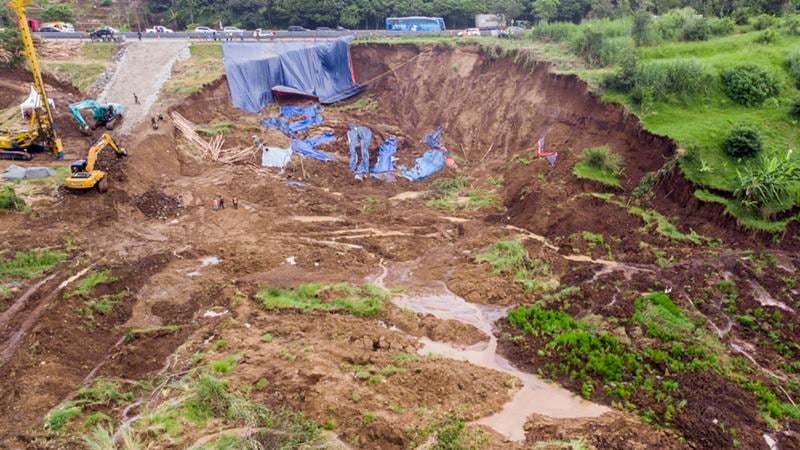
xmin=151 ymin=117 xmax=158 ymax=130
xmin=218 ymin=194 xmax=225 ymax=209
xmin=232 ymin=196 xmax=239 ymax=210
xmin=134 ymin=93 xmax=139 ymax=105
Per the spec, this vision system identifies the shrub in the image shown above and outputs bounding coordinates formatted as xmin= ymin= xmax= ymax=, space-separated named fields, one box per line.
xmin=0 ymin=185 xmax=25 ymax=210
xmin=632 ymin=11 xmax=655 ymax=46
xmin=732 ymin=8 xmax=751 ymax=25
xmin=573 ymin=29 xmax=604 ymax=66
xmin=634 ymin=292 xmax=695 ymax=342
xmin=752 ymin=14 xmax=779 ymax=30
xmin=788 ymin=51 xmax=800 ymax=88
xmin=706 ymin=17 xmax=735 ymax=36
xmin=720 ymin=64 xmax=779 ymax=106
xmin=681 ymin=16 xmax=708 ymax=41
xmin=755 ymin=28 xmax=778 ymax=44
xmin=598 ymin=36 xmax=634 ymax=66
xmin=784 ymin=14 xmax=800 ymax=36
xmin=531 ymin=21 xmax=579 ymax=42
xmin=632 ymin=59 xmax=712 ymax=102
xmin=734 ymin=151 xmax=800 ymax=217
xmin=724 ymin=125 xmax=763 ymax=158
xmin=790 ymin=97 xmax=800 ymax=117
xmin=574 ymin=146 xmax=625 ymax=188
xmin=653 ymin=8 xmax=695 ymax=41
xmin=41 ymin=4 xmax=75 ymax=22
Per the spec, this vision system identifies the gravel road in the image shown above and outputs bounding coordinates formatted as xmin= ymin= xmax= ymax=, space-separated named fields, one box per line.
xmin=99 ymin=40 xmax=189 ymax=135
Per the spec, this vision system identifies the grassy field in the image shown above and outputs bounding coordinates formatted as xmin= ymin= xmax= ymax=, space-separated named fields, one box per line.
xmin=162 ymin=43 xmax=224 ymax=98
xmin=43 ymin=42 xmax=119 ymax=93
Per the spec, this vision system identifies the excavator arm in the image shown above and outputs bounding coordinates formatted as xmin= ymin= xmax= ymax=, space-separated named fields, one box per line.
xmin=9 ymin=0 xmax=63 ymax=158
xmin=84 ymin=133 xmax=127 ymax=172
xmin=69 ymin=100 xmax=125 ymax=135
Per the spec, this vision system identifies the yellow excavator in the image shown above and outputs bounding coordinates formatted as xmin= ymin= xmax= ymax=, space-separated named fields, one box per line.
xmin=65 ymin=133 xmax=126 ymax=192
xmin=0 ymin=0 xmax=63 ymax=160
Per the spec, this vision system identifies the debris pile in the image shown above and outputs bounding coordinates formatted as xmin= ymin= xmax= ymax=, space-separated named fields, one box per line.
xmin=172 ymin=112 xmax=255 ymax=164
xmin=132 ymin=190 xmax=181 ymax=219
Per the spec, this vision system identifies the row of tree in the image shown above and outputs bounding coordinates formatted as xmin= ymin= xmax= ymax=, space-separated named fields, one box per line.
xmin=144 ymin=0 xmax=798 ymax=30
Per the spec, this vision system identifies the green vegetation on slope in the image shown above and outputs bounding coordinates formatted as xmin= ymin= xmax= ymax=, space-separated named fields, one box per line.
xmin=256 ymin=283 xmax=389 ymax=317
xmin=573 ymin=145 xmax=626 ymax=188
xmin=0 ymin=248 xmax=66 ymax=281
xmin=476 ymin=239 xmax=558 ymax=292
xmin=163 ymin=43 xmax=224 ymax=97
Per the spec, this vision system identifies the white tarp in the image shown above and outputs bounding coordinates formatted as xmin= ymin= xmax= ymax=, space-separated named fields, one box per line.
xmin=261 ymin=146 xmax=292 ymax=168
xmin=20 ymin=86 xmax=55 ymax=118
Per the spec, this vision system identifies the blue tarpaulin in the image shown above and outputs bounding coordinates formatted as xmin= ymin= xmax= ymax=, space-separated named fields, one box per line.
xmin=291 ymin=132 xmax=337 ymax=161
xmin=371 ymin=137 xmax=397 ymax=182
xmin=399 ymin=129 xmax=448 ymax=181
xmin=347 ymin=126 xmax=372 ymax=178
xmin=223 ymin=38 xmax=364 ymax=113
xmin=261 ymin=105 xmax=324 ymax=135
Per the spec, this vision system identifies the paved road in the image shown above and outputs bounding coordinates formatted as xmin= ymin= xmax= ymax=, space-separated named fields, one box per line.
xmin=98 ymin=40 xmax=188 ymax=135
xmin=35 ymin=29 xmax=460 ymax=42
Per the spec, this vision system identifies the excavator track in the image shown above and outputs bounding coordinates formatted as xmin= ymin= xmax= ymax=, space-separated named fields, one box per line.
xmin=0 ymin=150 xmax=34 ymax=161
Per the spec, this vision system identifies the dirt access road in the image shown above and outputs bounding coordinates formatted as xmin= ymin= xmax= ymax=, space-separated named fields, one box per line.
xmin=99 ymin=40 xmax=188 ymax=134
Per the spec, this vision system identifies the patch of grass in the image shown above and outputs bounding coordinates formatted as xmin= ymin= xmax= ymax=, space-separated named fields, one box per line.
xmin=75 ymin=293 xmax=124 ymax=322
xmin=361 ymin=413 xmax=377 ymax=425
xmin=260 ymin=333 xmax=273 ymax=343
xmin=46 ymin=378 xmax=132 ymax=432
xmin=573 ymin=146 xmax=625 ymax=188
xmin=82 ymin=412 xmax=113 ymax=429
xmin=476 ymin=239 xmax=558 ymax=293
xmin=197 ymin=121 xmax=234 ymax=136
xmin=0 ymin=248 xmax=66 ymax=281
xmin=433 ymin=413 xmax=487 ymax=449
xmin=69 ymin=270 xmax=117 ymax=298
xmin=634 ymin=292 xmax=696 ymax=342
xmin=393 ymin=352 xmax=420 ymax=364
xmin=0 ymin=185 xmax=25 ymax=211
xmin=82 ymin=43 xmax=119 ymax=60
xmin=694 ymin=189 xmax=799 ymax=233
xmin=327 ymin=96 xmax=378 ymax=112
xmin=47 ymin=62 xmax=106 ymax=91
xmin=210 ymin=354 xmax=240 ymax=375
xmin=256 ymin=283 xmax=389 ymax=317
xmin=44 ymin=401 xmax=82 ymax=432
xmin=426 ymin=175 xmax=499 ymax=211
xmin=163 ymin=43 xmax=224 ymax=97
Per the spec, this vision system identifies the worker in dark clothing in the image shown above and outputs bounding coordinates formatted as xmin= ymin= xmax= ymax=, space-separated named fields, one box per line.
xmin=232 ymin=196 xmax=239 ymax=209
xmin=157 ymin=112 xmax=164 ymax=121
xmin=133 ymin=93 xmax=139 ymax=104
xmin=151 ymin=116 xmax=158 ymax=130
xmin=218 ymin=194 xmax=225 ymax=209
xmin=137 ymin=31 xmax=142 ymax=41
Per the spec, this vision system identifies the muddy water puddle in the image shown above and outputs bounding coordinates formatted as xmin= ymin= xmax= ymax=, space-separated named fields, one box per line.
xmin=391 ymin=286 xmax=608 ymax=441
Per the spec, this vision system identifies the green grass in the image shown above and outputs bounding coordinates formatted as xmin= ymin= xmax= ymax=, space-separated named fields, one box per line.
xmin=197 ymin=121 xmax=234 ymax=136
xmin=164 ymin=43 xmax=224 ymax=96
xmin=0 ymin=185 xmax=25 ymax=211
xmin=123 ymin=324 xmax=180 ymax=343
xmin=69 ymin=270 xmax=116 ymax=298
xmin=694 ymin=189 xmax=800 ymax=233
xmin=47 ymin=62 xmax=107 ymax=92
xmin=573 ymin=146 xmax=625 ymax=188
xmin=45 ymin=378 xmax=132 ymax=432
xmin=82 ymin=43 xmax=119 ymax=60
xmin=75 ymin=292 xmax=125 ymax=322
xmin=256 ymin=283 xmax=388 ymax=317
xmin=0 ymin=248 xmax=66 ymax=281
xmin=634 ymin=292 xmax=696 ymax=342
xmin=476 ymin=239 xmax=558 ymax=293
xmin=210 ymin=354 xmax=240 ymax=375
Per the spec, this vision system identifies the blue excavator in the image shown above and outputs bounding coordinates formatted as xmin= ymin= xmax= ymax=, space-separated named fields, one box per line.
xmin=69 ymin=100 xmax=124 ymax=135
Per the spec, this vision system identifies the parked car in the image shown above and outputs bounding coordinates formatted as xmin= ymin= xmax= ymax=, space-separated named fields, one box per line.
xmin=287 ymin=26 xmax=308 ymax=32
xmin=38 ymin=26 xmax=62 ymax=32
xmin=336 ymin=26 xmax=350 ymax=31
xmin=253 ymin=28 xmax=277 ymax=40
xmin=194 ymin=26 xmax=216 ymax=33
xmin=90 ymin=28 xmax=119 ymax=41
xmin=316 ymin=26 xmax=332 ymax=31
xmin=99 ymin=26 xmax=120 ymax=34
xmin=499 ymin=26 xmax=525 ymax=39
xmin=146 ymin=25 xmax=173 ymax=33
xmin=223 ymin=26 xmax=245 ymax=38
xmin=457 ymin=28 xmax=481 ymax=37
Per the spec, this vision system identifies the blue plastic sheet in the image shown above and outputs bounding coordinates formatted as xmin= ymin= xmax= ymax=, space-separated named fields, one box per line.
xmin=400 ymin=149 xmax=447 ymax=181
xmin=371 ymin=137 xmax=397 ymax=174
xmin=423 ymin=128 xmax=444 ymax=150
xmin=223 ymin=38 xmax=364 ymax=113
xmin=347 ymin=126 xmax=372 ymax=178
xmin=291 ymin=131 xmax=337 ymax=161
xmin=261 ymin=105 xmax=324 ymax=135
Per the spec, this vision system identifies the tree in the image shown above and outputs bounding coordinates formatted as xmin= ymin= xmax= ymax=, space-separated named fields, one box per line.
xmin=532 ymin=0 xmax=559 ymax=21
xmin=41 ymin=4 xmax=76 ymax=22
xmin=631 ymin=11 xmax=653 ymax=46
xmin=555 ymin=0 xmax=591 ymax=22
xmin=490 ymin=0 xmax=526 ymax=20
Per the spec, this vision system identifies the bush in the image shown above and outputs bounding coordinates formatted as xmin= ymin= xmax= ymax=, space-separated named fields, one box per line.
xmin=706 ymin=17 xmax=735 ymax=36
xmin=724 ymin=125 xmax=763 ymax=158
xmin=653 ymin=8 xmax=695 ymax=42
xmin=40 ymin=4 xmax=75 ymax=22
xmin=752 ymin=14 xmax=779 ymax=30
xmin=755 ymin=28 xmax=778 ymax=44
xmin=0 ymin=27 xmax=23 ymax=67
xmin=681 ymin=16 xmax=708 ymax=41
xmin=732 ymin=8 xmax=751 ymax=25
xmin=720 ymin=64 xmax=779 ymax=106
xmin=788 ymin=51 xmax=800 ymax=88
xmin=0 ymin=185 xmax=24 ymax=210
xmin=632 ymin=59 xmax=712 ymax=102
xmin=734 ymin=151 xmax=800 ymax=217
xmin=632 ymin=11 xmax=655 ymax=46
xmin=574 ymin=146 xmax=625 ymax=187
xmin=531 ymin=21 xmax=579 ymax=42
xmin=572 ymin=29 xmax=604 ymax=66
xmin=598 ymin=36 xmax=634 ymax=66
xmin=790 ymin=97 xmax=800 ymax=117
xmin=784 ymin=14 xmax=800 ymax=36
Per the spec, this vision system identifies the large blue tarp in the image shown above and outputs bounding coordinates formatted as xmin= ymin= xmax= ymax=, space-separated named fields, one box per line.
xmin=262 ymin=105 xmax=324 ymax=135
xmin=223 ymin=38 xmax=364 ymax=113
xmin=371 ymin=137 xmax=397 ymax=174
xmin=347 ymin=126 xmax=372 ymax=178
xmin=399 ymin=129 xmax=448 ymax=181
xmin=291 ymin=132 xmax=337 ymax=161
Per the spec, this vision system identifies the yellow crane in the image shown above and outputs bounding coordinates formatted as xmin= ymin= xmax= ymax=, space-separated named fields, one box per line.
xmin=0 ymin=0 xmax=63 ymax=160
xmin=65 ymin=133 xmax=126 ymax=192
